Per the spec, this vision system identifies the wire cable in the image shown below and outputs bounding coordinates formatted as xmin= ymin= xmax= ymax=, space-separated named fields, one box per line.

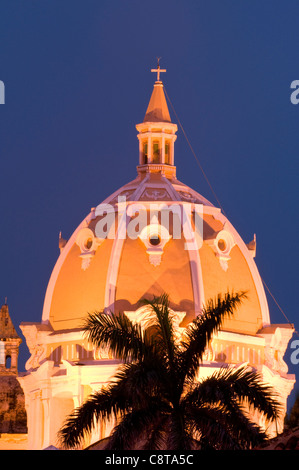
xmin=164 ymin=84 xmax=297 ymax=335
xmin=164 ymin=86 xmax=227 ymax=216
xmin=262 ymin=278 xmax=299 ymax=337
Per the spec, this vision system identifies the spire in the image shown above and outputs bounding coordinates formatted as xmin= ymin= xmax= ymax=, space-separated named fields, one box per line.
xmin=143 ymin=59 xmax=171 ymax=123
xmin=0 ymin=303 xmax=19 ymax=340
xmin=0 ymin=303 xmax=22 ymax=375
xmin=143 ymin=81 xmax=171 ymax=123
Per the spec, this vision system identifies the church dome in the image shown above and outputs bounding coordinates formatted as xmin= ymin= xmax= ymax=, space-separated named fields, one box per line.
xmin=19 ymin=65 xmax=295 ymax=450
xmin=41 ymin=71 xmax=269 ymax=338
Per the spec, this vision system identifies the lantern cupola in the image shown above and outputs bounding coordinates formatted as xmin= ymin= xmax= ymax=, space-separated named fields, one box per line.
xmin=136 ymin=61 xmax=178 ymax=178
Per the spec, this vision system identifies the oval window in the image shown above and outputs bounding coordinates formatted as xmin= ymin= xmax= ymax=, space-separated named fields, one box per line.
xmin=84 ymin=238 xmax=93 ymax=250
xmin=217 ymin=239 xmax=227 ymax=252
xmin=149 ymin=235 xmax=161 ymax=246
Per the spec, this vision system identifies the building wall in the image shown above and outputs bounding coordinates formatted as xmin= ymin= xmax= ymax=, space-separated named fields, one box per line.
xmin=0 ymin=375 xmax=27 ymax=434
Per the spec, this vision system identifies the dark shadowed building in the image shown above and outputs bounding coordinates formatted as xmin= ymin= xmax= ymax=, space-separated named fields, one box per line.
xmin=0 ymin=303 xmax=27 ymax=449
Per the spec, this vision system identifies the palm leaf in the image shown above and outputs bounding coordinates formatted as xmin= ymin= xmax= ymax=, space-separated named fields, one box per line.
xmin=184 ymin=365 xmax=282 ymax=425
xmin=185 ymin=403 xmax=266 ymax=449
xmin=178 ymin=291 xmax=246 ymax=386
xmin=112 ymin=360 xmax=170 ymax=406
xmin=58 ymin=291 xmax=282 ymax=450
xmin=58 ymin=357 xmax=169 ymax=449
xmin=140 ymin=293 xmax=178 ymax=356
xmin=57 ymin=383 xmax=131 ymax=449
xmin=104 ymin=399 xmax=171 ymax=450
xmin=141 ymin=414 xmax=170 ymax=450
xmin=83 ymin=310 xmax=153 ymax=363
xmin=165 ymin=410 xmax=195 ymax=450
xmin=140 ymin=294 xmax=181 ymax=404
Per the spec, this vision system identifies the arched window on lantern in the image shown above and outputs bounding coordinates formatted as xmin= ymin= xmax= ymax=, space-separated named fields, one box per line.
xmin=153 ymin=141 xmax=160 ymax=163
xmin=142 ymin=141 xmax=148 ymax=164
xmin=5 ymin=355 xmax=11 ymax=369
xmin=165 ymin=141 xmax=170 ymax=164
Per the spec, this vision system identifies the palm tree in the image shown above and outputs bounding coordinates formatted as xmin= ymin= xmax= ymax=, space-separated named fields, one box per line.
xmin=58 ymin=291 xmax=281 ymax=450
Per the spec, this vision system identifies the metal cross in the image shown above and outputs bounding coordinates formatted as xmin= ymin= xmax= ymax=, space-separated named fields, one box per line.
xmin=151 ymin=57 xmax=166 ymax=81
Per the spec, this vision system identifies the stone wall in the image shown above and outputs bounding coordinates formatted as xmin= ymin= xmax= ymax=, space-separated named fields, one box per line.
xmin=0 ymin=375 xmax=27 ymax=433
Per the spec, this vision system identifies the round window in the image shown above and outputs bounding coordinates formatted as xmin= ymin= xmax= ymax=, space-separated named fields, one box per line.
xmin=217 ymin=239 xmax=227 ymax=252
xmin=84 ymin=237 xmax=93 ymax=250
xmin=149 ymin=235 xmax=161 ymax=246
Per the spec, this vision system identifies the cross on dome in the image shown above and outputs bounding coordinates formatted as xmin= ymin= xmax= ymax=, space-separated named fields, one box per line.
xmin=151 ymin=57 xmax=166 ymax=82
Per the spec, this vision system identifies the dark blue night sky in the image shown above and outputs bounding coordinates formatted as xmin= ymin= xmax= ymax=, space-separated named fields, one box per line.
xmin=0 ymin=1 xmax=298 ymax=408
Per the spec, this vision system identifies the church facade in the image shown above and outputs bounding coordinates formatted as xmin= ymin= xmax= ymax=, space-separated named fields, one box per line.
xmin=18 ymin=67 xmax=295 ymax=449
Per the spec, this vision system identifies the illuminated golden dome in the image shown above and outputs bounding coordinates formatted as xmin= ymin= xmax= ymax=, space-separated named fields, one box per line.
xmin=41 ymin=77 xmax=268 ymax=336
xmin=19 ymin=66 xmax=295 ymax=450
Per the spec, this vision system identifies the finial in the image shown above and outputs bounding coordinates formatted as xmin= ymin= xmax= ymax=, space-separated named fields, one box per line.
xmin=58 ymin=231 xmax=68 ymax=252
xmin=151 ymin=57 xmax=166 ymax=82
xmin=4 ymin=297 xmax=7 ymax=305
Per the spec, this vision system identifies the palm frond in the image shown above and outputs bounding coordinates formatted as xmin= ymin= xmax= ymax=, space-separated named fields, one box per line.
xmin=166 ymin=411 xmax=195 ymax=450
xmin=185 ymin=403 xmax=266 ymax=450
xmin=58 ymin=357 xmax=171 ymax=449
xmin=83 ymin=310 xmax=153 ymax=363
xmin=184 ymin=365 xmax=282 ymax=425
xmin=178 ymin=291 xmax=247 ymax=385
xmin=104 ymin=399 xmax=171 ymax=450
xmin=140 ymin=294 xmax=181 ymax=404
xmin=212 ymin=366 xmax=282 ymax=422
xmin=112 ymin=359 xmax=169 ymax=406
xmin=58 ymin=291 xmax=282 ymax=451
xmin=57 ymin=383 xmax=130 ymax=449
xmin=140 ymin=294 xmax=177 ymax=350
xmin=141 ymin=414 xmax=170 ymax=450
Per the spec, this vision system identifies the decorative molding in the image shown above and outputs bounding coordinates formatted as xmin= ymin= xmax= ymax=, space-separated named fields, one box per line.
xmin=177 ymin=191 xmax=202 ymax=204
xmin=26 ymin=344 xmax=48 ymax=370
xmin=136 ymin=164 xmax=177 ymax=178
xmin=138 ymin=219 xmax=171 ymax=266
xmin=124 ymin=305 xmax=186 ymax=342
xmin=205 ymin=223 xmax=235 ymax=271
xmin=246 ymin=234 xmax=256 ymax=258
xmin=139 ymin=188 xmax=170 ymax=201
xmin=75 ymin=227 xmax=103 ymax=270
xmin=108 ymin=189 xmax=136 ymax=206
xmin=104 ymin=210 xmax=127 ymax=311
xmin=58 ymin=232 xmax=68 ymax=253
xmin=259 ymin=325 xmax=294 ymax=374
xmin=214 ymin=228 xmax=235 ymax=271
xmin=19 ymin=323 xmax=52 ymax=370
xmin=180 ymin=204 xmax=205 ymax=315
